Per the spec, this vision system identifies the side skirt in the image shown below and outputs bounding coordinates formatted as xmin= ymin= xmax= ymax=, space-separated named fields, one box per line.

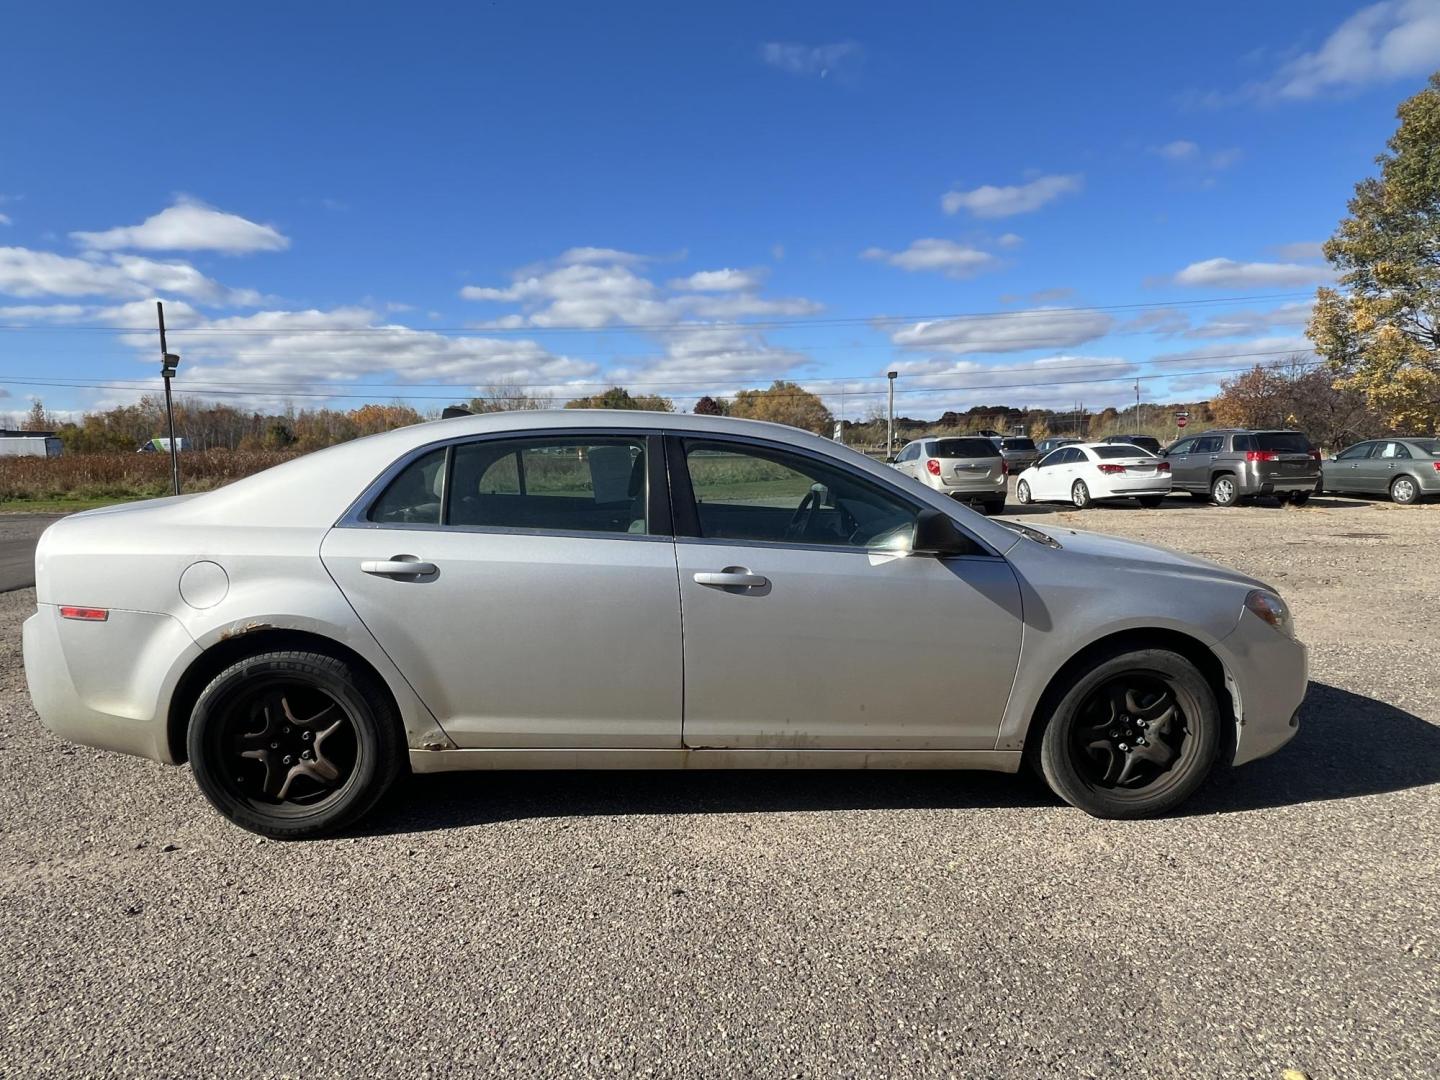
xmin=408 ymin=748 xmax=1023 ymax=774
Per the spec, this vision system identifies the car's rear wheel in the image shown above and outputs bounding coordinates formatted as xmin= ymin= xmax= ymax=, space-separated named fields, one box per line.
xmin=188 ymin=651 xmax=405 ymax=839
xmin=981 ymin=499 xmax=1005 ymax=515
xmin=1210 ymin=474 xmax=1239 ymax=507
xmin=1071 ymin=480 xmax=1092 ymax=508
xmin=1037 ymin=649 xmax=1220 ymax=819
xmin=1137 ymin=495 xmax=1164 ymax=508
xmin=1016 ymin=480 xmax=1033 ymax=504
xmin=1286 ymin=491 xmax=1310 ymax=506
xmin=1391 ymin=476 xmax=1419 ymax=505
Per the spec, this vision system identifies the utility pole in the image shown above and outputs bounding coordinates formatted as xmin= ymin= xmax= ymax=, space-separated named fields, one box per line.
xmin=157 ymin=301 xmax=181 ymax=495
xmin=886 ymin=370 xmax=897 ymax=456
xmin=1135 ymin=380 xmax=1141 ymax=432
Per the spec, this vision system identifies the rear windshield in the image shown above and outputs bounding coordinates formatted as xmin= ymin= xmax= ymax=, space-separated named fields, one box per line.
xmin=930 ymin=438 xmax=999 ymax=458
xmin=1253 ymin=432 xmax=1312 ymax=452
xmin=1093 ymin=445 xmax=1154 ymax=459
xmin=1001 ymin=438 xmax=1036 ymax=450
xmin=1409 ymin=438 xmax=1440 ymax=456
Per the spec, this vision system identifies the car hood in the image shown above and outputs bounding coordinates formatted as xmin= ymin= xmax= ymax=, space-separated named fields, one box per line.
xmin=1003 ymin=522 xmax=1271 ymax=591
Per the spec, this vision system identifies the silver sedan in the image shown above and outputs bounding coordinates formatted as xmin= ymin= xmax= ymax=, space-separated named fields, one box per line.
xmin=24 ymin=412 xmax=1307 ymax=838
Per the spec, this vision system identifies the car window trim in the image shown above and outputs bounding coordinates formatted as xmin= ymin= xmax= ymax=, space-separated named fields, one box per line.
xmin=336 ymin=427 xmax=673 ymax=538
xmin=663 ymin=431 xmax=1002 ymax=559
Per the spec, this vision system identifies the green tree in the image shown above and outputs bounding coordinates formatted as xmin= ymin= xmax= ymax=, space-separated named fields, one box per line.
xmin=726 ymin=380 xmax=832 ymax=434
xmin=1308 ymin=72 xmax=1440 ymax=432
xmin=564 ymin=386 xmax=674 ymax=411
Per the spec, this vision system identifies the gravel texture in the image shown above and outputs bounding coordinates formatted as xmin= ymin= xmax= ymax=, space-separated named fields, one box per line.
xmin=1 ymin=492 xmax=1437 ymax=1079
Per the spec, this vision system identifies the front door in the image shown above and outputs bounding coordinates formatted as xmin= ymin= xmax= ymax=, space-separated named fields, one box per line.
xmin=669 ymin=435 xmax=1023 ymax=750
xmin=320 ymin=432 xmax=683 ymax=748
xmin=1164 ymin=438 xmax=1196 ymax=490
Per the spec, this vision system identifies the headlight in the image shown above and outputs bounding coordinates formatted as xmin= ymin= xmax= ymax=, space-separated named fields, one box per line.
xmin=1244 ymin=589 xmax=1294 ymax=638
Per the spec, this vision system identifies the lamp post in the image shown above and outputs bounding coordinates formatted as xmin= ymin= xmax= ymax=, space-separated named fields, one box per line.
xmin=886 ymin=370 xmax=897 ymax=456
xmin=157 ymin=301 xmax=181 ymax=495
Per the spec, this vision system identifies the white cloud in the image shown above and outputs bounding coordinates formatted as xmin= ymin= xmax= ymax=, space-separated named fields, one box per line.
xmin=1272 ymin=241 xmax=1326 ymax=260
xmin=1153 ymin=335 xmax=1317 ymax=366
xmin=759 ymin=41 xmax=862 ymax=78
xmin=679 ymin=293 xmax=822 ymax=319
xmin=1172 ymin=257 xmax=1336 ymax=288
xmin=557 ymin=246 xmax=648 ymax=266
xmin=1154 ymin=141 xmax=1241 ymax=170
xmin=1157 ymin=139 xmax=1200 ymax=160
xmin=71 ymin=197 xmax=289 ymax=254
xmin=851 ymin=354 xmax=1144 ymax=415
xmin=1183 ymin=301 xmax=1315 ymax=339
xmin=996 ymin=232 xmax=1024 ymax=248
xmin=0 ymin=213 xmax=10 ymax=227
xmin=941 ymin=173 xmax=1082 ymax=218
xmin=862 ymin=239 xmax=996 ymax=279
xmin=670 ymin=268 xmax=765 ymax=292
xmin=0 ymin=246 xmax=262 ymax=304
xmin=890 ymin=307 xmax=1114 ymax=354
xmin=1272 ymin=0 xmax=1440 ymax=99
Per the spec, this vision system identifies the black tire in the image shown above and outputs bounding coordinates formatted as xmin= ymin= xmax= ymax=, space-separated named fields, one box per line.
xmin=1210 ymin=473 xmax=1239 ymax=507
xmin=1037 ymin=648 xmax=1220 ymax=819
xmin=981 ymin=499 xmax=1005 ymax=516
xmin=1391 ymin=475 xmax=1420 ymax=505
xmin=1016 ymin=480 xmax=1033 ymax=504
xmin=1286 ymin=491 xmax=1310 ymax=506
xmin=187 ymin=650 xmax=405 ymax=839
xmin=1187 ymin=491 xmax=1210 ymax=502
xmin=1071 ymin=479 xmax=1092 ymax=509
xmin=1137 ymin=495 xmax=1164 ymax=508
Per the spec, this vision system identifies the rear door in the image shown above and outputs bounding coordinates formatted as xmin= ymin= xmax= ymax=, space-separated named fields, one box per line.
xmin=1179 ymin=436 xmax=1221 ymax=489
xmin=669 ymin=434 xmax=1022 ymax=749
xmin=320 ymin=430 xmax=684 ymax=748
xmin=1371 ymin=441 xmax=1413 ymax=491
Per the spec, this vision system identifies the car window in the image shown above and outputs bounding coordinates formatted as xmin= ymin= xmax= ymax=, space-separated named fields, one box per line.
xmin=1192 ymin=436 xmax=1222 ymax=453
xmin=1001 ymin=438 xmax=1036 ymax=451
xmin=1336 ymin=442 xmax=1374 ymax=460
xmin=369 ymin=447 xmax=447 ymax=524
xmin=931 ymin=437 xmax=998 ymax=458
xmin=1411 ymin=439 xmax=1440 ymax=457
xmin=445 ymin=436 xmax=649 ymax=535
xmin=897 ymin=443 xmax=918 ymax=462
xmin=1168 ymin=438 xmax=1194 ymax=455
xmin=1093 ymin=445 xmax=1150 ymax=459
xmin=1378 ymin=441 xmax=1411 ymax=460
xmin=683 ymin=440 xmax=919 ymax=550
xmin=1254 ymin=432 xmax=1312 ymax=453
xmin=1231 ymin=434 xmax=1255 ymax=452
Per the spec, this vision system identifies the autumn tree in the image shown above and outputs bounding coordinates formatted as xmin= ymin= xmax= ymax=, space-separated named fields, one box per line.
xmin=564 ymin=386 xmax=674 ymax=411
xmin=1308 ymin=72 xmax=1440 ymax=432
xmin=692 ymin=395 xmax=727 ymax=416
xmin=349 ymin=403 xmax=424 ymax=436
xmin=726 ymin=380 xmax=832 ymax=434
xmin=468 ymin=379 xmax=553 ymax=412
xmin=1212 ymin=357 xmax=1377 ymax=448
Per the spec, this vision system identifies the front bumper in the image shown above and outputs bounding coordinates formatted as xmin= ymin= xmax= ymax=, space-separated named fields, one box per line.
xmin=1212 ymin=609 xmax=1309 ymax=766
xmin=23 ymin=605 xmax=199 ymax=764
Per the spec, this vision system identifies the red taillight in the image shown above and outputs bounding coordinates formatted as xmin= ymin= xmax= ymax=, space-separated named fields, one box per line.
xmin=59 ymin=606 xmax=108 ymax=622
xmin=1097 ymin=463 xmax=1125 ymax=475
xmin=1309 ymin=449 xmax=1322 ymax=462
xmin=1001 ymin=459 xmax=1009 ymax=475
xmin=1433 ymin=461 xmax=1440 ymax=473
xmin=1156 ymin=460 xmax=1171 ymax=472
xmin=926 ymin=458 xmax=941 ymax=476
xmin=1245 ymin=450 xmax=1280 ymax=462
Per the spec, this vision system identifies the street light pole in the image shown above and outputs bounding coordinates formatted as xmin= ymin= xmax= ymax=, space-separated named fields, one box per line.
xmin=157 ymin=301 xmax=181 ymax=496
xmin=886 ymin=370 xmax=897 ymax=456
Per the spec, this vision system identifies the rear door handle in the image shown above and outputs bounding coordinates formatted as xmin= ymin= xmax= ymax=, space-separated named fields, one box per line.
xmin=694 ymin=570 xmax=769 ymax=589
xmin=361 ymin=558 xmax=437 ymax=577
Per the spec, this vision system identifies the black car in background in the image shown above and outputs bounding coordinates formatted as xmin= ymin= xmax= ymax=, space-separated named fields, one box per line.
xmin=1100 ymin=433 xmax=1162 ymax=455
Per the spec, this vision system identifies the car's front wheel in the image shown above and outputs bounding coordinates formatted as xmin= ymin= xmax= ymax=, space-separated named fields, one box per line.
xmin=187 ymin=650 xmax=405 ymax=839
xmin=1036 ymin=648 xmax=1220 ymax=819
xmin=1016 ymin=480 xmax=1033 ymax=504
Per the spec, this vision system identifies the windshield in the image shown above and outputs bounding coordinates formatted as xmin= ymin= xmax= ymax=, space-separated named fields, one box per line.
xmin=1093 ymin=445 xmax=1154 ymax=459
xmin=1254 ymin=432 xmax=1312 ymax=452
xmin=1001 ymin=438 xmax=1036 ymax=450
xmin=930 ymin=438 xmax=999 ymax=458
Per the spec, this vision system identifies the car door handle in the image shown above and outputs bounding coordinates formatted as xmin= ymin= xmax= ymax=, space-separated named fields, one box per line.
xmin=361 ymin=558 xmax=438 ymax=577
xmin=694 ymin=570 xmax=769 ymax=589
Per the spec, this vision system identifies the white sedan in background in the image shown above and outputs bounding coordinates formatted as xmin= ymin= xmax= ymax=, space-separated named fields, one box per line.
xmin=1015 ymin=443 xmax=1172 ymax=509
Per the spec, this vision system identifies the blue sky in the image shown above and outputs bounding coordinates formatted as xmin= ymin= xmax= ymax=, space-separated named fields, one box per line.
xmin=2 ymin=0 xmax=1439 ymax=422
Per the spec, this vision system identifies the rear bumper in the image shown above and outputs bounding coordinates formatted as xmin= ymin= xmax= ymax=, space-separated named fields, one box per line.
xmin=1213 ymin=611 xmax=1308 ymax=766
xmin=23 ymin=605 xmax=198 ymax=764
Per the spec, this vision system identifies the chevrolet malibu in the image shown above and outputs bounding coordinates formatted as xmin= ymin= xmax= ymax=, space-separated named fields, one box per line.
xmin=24 ymin=412 xmax=1307 ymax=838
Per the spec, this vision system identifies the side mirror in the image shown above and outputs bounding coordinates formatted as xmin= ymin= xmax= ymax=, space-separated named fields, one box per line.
xmin=912 ymin=509 xmax=978 ymax=557
xmin=1329 ymin=454 xmax=1338 ymax=461
xmin=885 ymin=456 xmax=897 ymax=464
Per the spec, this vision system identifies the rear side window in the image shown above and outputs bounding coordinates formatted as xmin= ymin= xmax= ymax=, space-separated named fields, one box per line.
xmin=1411 ymin=439 xmax=1440 ymax=457
xmin=1254 ymin=432 xmax=1312 ymax=452
xmin=369 ymin=447 xmax=446 ymax=524
xmin=1093 ymin=445 xmax=1151 ymax=459
xmin=930 ymin=438 xmax=998 ymax=458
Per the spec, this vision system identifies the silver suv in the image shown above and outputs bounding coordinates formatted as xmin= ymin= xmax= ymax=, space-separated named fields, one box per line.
xmin=1164 ymin=429 xmax=1320 ymax=506
xmin=891 ymin=436 xmax=1007 ymax=513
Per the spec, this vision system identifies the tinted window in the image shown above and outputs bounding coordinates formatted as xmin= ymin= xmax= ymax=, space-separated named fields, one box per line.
xmin=1254 ymin=432 xmax=1312 ymax=452
xmin=931 ymin=438 xmax=999 ymax=458
xmin=1001 ymin=438 xmax=1036 ymax=451
xmin=369 ymin=447 xmax=446 ymax=524
xmin=1192 ymin=436 xmax=1222 ymax=453
xmin=1410 ymin=439 xmax=1440 ymax=457
xmin=447 ymin=436 xmax=649 ymax=534
xmin=1231 ymin=434 xmax=1255 ymax=452
xmin=684 ymin=440 xmax=918 ymax=550
xmin=1093 ymin=445 xmax=1153 ymax=459
xmin=1336 ymin=442 xmax=1374 ymax=460
xmin=1168 ymin=439 xmax=1194 ymax=455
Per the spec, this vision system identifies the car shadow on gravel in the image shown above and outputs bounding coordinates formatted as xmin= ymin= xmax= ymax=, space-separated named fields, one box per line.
xmin=360 ymin=683 xmax=1438 ymax=835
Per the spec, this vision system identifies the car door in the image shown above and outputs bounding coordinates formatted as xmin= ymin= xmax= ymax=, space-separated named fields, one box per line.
xmin=1330 ymin=441 xmax=1376 ymax=492
xmin=1163 ymin=438 xmax=1195 ymax=489
xmin=1370 ymin=441 xmax=1411 ymax=491
xmin=1029 ymin=448 xmax=1065 ymax=500
xmin=320 ymin=430 xmax=683 ymax=748
xmin=669 ymin=434 xmax=1023 ymax=750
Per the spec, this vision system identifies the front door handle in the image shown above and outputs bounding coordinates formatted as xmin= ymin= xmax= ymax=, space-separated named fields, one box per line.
xmin=694 ymin=569 xmax=769 ymax=589
xmin=361 ymin=557 xmax=437 ymax=577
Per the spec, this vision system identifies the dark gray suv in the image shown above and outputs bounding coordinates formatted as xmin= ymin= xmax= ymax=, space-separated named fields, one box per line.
xmin=1164 ymin=429 xmax=1320 ymax=506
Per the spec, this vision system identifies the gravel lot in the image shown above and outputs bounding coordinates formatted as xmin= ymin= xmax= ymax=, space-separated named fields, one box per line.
xmin=1 ymin=493 xmax=1437 ymax=1079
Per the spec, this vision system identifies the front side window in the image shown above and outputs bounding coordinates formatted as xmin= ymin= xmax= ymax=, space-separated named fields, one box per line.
xmin=1336 ymin=442 xmax=1374 ymax=460
xmin=1192 ymin=436 xmax=1222 ymax=454
xmin=1168 ymin=439 xmax=1194 ymax=456
xmin=683 ymin=440 xmax=918 ymax=550
xmin=370 ymin=436 xmax=650 ymax=535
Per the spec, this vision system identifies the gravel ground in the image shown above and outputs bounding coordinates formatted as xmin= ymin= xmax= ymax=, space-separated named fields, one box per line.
xmin=1 ymin=492 xmax=1437 ymax=1079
